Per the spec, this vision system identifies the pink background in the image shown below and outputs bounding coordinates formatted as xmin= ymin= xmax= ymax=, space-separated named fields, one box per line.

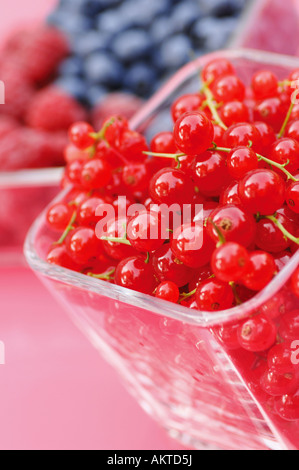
xmin=0 ymin=1 xmax=181 ymax=450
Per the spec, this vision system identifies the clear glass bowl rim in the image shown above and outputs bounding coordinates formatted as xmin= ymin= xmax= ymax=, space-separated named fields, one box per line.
xmin=24 ymin=48 xmax=299 ymax=328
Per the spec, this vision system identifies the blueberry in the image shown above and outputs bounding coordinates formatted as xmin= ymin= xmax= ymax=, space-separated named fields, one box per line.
xmin=84 ymin=52 xmax=124 ymax=87
xmin=55 ymin=76 xmax=87 ymax=103
xmin=96 ymin=8 xmax=131 ymax=36
xmin=150 ymin=16 xmax=176 ymax=44
xmin=58 ymin=57 xmax=84 ymax=77
xmin=72 ymin=30 xmax=110 ymax=56
xmin=86 ymin=85 xmax=107 ymax=107
xmin=192 ymin=17 xmax=237 ymax=51
xmin=111 ymin=29 xmax=152 ymax=63
xmin=154 ymin=35 xmax=192 ymax=72
xmin=200 ymin=0 xmax=246 ymax=17
xmin=48 ymin=11 xmax=93 ymax=36
xmin=123 ymin=63 xmax=157 ymax=97
xmin=170 ymin=1 xmax=203 ymax=34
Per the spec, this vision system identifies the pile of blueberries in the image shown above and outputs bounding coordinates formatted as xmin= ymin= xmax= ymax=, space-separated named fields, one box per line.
xmin=49 ymin=0 xmax=249 ymax=106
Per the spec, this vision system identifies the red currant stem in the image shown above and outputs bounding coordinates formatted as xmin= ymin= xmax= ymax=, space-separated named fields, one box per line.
xmin=229 ymin=282 xmax=242 ymax=306
xmin=100 ymin=235 xmax=131 ymax=246
xmin=91 ymin=117 xmax=116 ymax=142
xmin=265 ymin=215 xmax=299 ymax=245
xmin=278 ymin=80 xmax=293 ymax=88
xmin=179 ymin=288 xmax=197 ymax=302
xmin=87 ymin=268 xmax=116 ymax=280
xmin=54 ymin=211 xmax=77 ymax=245
xmin=208 ymin=218 xmax=226 ymax=245
xmin=202 ymin=86 xmax=227 ymax=131
xmin=211 ymin=144 xmax=298 ymax=182
xmin=143 ymin=151 xmax=185 ymax=159
xmin=278 ymin=101 xmax=295 ymax=139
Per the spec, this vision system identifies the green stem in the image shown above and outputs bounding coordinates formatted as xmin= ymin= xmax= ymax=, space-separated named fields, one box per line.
xmin=208 ymin=218 xmax=226 ymax=246
xmin=54 ymin=211 xmax=77 ymax=245
xmin=179 ymin=288 xmax=197 ymax=303
xmin=278 ymin=101 xmax=295 ymax=139
xmin=265 ymin=215 xmax=299 ymax=245
xmin=100 ymin=236 xmax=131 ymax=246
xmin=87 ymin=268 xmax=116 ymax=280
xmin=211 ymin=144 xmax=299 ymax=182
xmin=229 ymin=282 xmax=242 ymax=306
xmin=143 ymin=151 xmax=185 ymax=159
xmin=202 ymin=86 xmax=227 ymax=131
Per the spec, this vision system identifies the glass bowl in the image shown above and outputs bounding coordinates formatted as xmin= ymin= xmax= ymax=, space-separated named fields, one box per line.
xmin=0 ymin=168 xmax=62 ymax=265
xmin=25 ymin=49 xmax=299 ymax=450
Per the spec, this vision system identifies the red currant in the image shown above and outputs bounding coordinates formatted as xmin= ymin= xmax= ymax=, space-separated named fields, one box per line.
xmin=171 ymin=93 xmax=204 ymax=122
xmin=149 ymin=167 xmax=195 ymax=205
xmin=285 ymin=119 xmax=299 ymax=143
xmin=115 ymin=255 xmax=157 ymax=295
xmin=219 ymin=101 xmax=249 ymax=127
xmin=66 ymin=227 xmax=102 ymax=264
xmin=223 ymin=122 xmax=261 ymax=151
xmin=253 ymin=97 xmax=285 ymax=132
xmin=227 ymin=146 xmax=259 ymax=180
xmin=275 ymin=395 xmax=299 ymax=421
xmin=256 ymin=213 xmax=294 ymax=253
xmin=241 ymin=251 xmax=276 ymax=291
xmin=207 ymin=204 xmax=256 ymax=247
xmin=171 ymin=223 xmax=215 ymax=268
xmin=270 ymin=138 xmax=299 ymax=173
xmin=173 ymin=111 xmax=214 ymax=155
xmin=155 ymin=281 xmax=180 ymax=303
xmin=211 ymin=75 xmax=245 ymax=103
xmin=211 ymin=242 xmax=249 ymax=283
xmin=260 ymin=369 xmax=299 ymax=397
xmin=77 ymin=196 xmax=107 ymax=227
xmin=68 ymin=122 xmax=95 ymax=150
xmin=220 ymin=181 xmax=242 ymax=205
xmin=192 ymin=151 xmax=229 ymax=196
xmin=47 ymin=245 xmax=80 ymax=271
xmin=202 ymin=58 xmax=235 ymax=84
xmin=46 ymin=203 xmax=74 ymax=231
xmin=238 ymin=169 xmax=286 ymax=215
xmin=126 ymin=210 xmax=167 ymax=253
xmin=152 ymin=244 xmax=195 ymax=288
xmin=81 ymin=158 xmax=112 ymax=189
xmin=286 ymin=182 xmax=299 ymax=214
xmin=196 ymin=278 xmax=234 ymax=311
xmin=268 ymin=342 xmax=297 ymax=375
xmin=251 ymin=71 xmax=278 ymax=99
xmin=237 ymin=315 xmax=277 ymax=352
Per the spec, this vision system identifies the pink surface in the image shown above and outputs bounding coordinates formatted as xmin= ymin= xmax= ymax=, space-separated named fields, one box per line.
xmin=0 ymin=0 xmax=56 ymax=42
xmin=0 ymin=266 xmax=182 ymax=450
xmin=0 ymin=1 xmax=182 ymax=450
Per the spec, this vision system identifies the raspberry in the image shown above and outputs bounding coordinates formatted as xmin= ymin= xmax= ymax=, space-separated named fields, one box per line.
xmin=0 ymin=127 xmax=67 ymax=170
xmin=26 ymin=86 xmax=88 ymax=132
xmin=2 ymin=26 xmax=69 ymax=84
xmin=0 ymin=115 xmax=19 ymax=139
xmin=0 ymin=65 xmax=34 ymax=120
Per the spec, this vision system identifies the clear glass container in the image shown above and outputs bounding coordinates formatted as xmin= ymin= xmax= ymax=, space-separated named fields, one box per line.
xmin=25 ymin=49 xmax=299 ymax=450
xmin=0 ymin=168 xmax=62 ymax=264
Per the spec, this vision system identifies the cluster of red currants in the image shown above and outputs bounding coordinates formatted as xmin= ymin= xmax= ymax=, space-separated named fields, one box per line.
xmin=46 ymin=58 xmax=299 ymax=421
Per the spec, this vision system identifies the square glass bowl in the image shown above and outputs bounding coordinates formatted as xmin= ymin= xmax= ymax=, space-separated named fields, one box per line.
xmin=25 ymin=49 xmax=299 ymax=450
xmin=0 ymin=168 xmax=62 ymax=264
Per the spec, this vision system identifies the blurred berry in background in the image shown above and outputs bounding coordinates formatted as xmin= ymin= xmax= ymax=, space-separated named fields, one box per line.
xmin=0 ymin=0 xmax=249 ymax=171
xmin=49 ymin=0 xmax=249 ymax=106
